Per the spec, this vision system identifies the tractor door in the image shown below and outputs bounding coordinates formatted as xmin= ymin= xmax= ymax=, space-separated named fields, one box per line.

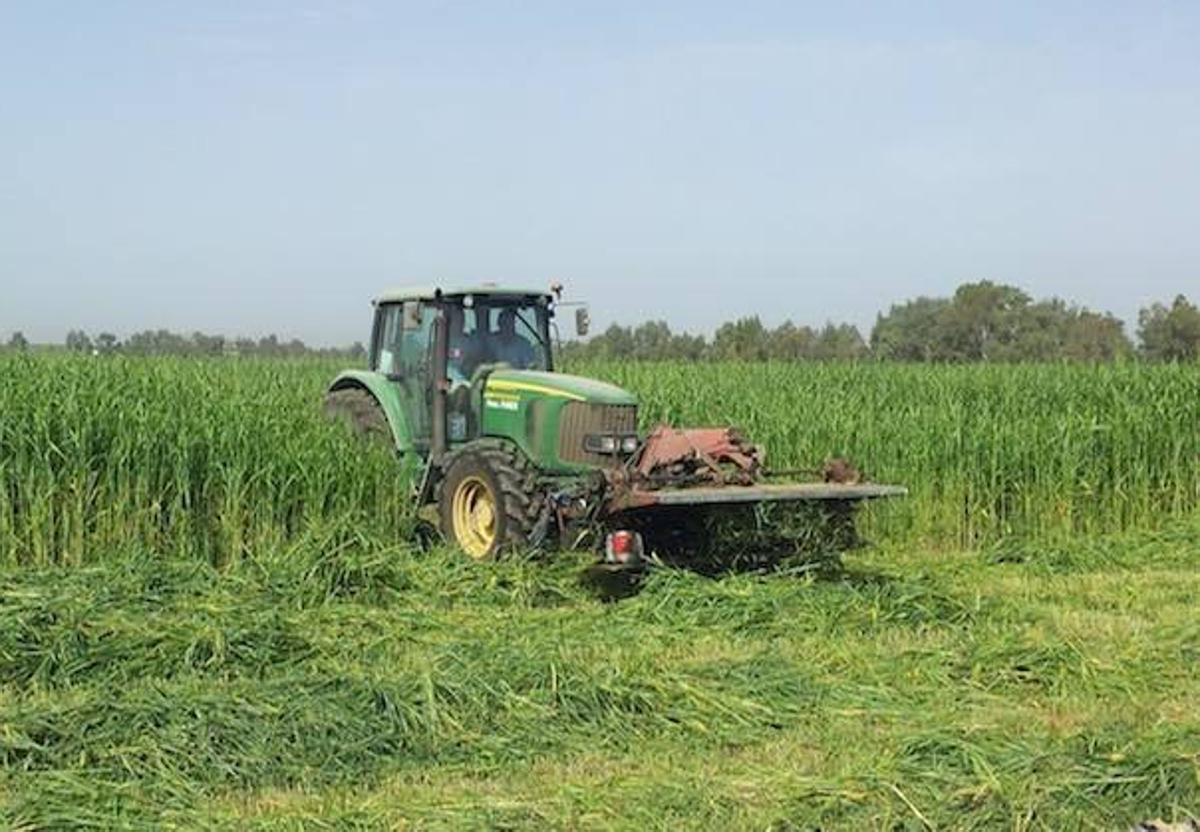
xmin=375 ymin=301 xmax=436 ymax=451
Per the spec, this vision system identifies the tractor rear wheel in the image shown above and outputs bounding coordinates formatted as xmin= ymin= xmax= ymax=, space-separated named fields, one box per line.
xmin=323 ymin=388 xmax=391 ymax=446
xmin=438 ymin=440 xmax=544 ymax=560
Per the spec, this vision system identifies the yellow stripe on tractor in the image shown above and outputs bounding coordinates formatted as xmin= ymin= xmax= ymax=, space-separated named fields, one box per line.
xmin=486 ymin=379 xmax=587 ymax=401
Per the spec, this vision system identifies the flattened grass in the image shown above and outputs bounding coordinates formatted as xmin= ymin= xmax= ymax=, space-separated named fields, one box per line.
xmin=2 ymin=521 xmax=1197 ymax=829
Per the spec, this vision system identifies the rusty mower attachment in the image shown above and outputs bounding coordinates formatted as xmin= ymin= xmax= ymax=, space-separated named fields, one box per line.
xmin=590 ymin=425 xmax=905 ymax=570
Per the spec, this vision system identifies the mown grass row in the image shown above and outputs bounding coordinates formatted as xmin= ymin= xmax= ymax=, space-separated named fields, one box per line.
xmin=1 ymin=521 xmax=1196 ymax=829
xmin=578 ymin=360 xmax=1200 ymax=546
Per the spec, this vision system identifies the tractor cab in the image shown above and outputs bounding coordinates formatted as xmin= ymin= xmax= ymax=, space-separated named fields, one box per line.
xmin=436 ymin=296 xmax=552 ymax=381
xmin=369 ymin=287 xmax=568 ymax=455
xmin=328 ymin=284 xmax=615 ymax=465
xmin=374 ymin=287 xmax=553 ymax=378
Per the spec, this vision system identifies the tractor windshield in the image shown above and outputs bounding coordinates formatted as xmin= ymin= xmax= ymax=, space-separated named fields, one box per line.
xmin=449 ymin=297 xmax=552 ymax=379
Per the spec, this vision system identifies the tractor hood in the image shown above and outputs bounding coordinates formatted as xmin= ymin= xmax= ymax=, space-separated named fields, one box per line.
xmin=483 ymin=369 xmax=637 ymax=406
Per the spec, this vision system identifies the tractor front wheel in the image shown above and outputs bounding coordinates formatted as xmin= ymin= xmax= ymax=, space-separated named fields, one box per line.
xmin=438 ymin=441 xmax=544 ymax=560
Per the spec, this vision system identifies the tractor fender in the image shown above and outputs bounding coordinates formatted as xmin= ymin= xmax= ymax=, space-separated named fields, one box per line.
xmin=327 ymin=370 xmax=413 ymax=453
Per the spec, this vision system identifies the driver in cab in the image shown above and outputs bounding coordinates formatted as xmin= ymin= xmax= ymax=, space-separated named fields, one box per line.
xmin=492 ymin=308 xmax=537 ymax=370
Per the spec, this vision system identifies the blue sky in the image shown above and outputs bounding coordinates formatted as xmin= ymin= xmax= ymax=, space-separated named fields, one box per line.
xmin=2 ymin=1 xmax=1198 ymax=344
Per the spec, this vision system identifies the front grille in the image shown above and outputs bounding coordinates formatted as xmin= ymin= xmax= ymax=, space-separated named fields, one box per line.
xmin=557 ymin=402 xmax=638 ymax=467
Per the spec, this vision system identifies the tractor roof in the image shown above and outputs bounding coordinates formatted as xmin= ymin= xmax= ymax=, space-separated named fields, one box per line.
xmin=375 ymin=284 xmax=551 ymax=304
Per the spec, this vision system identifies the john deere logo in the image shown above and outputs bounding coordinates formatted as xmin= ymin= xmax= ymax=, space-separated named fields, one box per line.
xmin=484 ymin=391 xmax=520 ymax=411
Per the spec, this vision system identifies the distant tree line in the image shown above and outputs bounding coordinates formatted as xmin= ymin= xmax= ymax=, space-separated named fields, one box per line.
xmin=562 ymin=282 xmax=1200 ymax=363
xmin=58 ymin=329 xmax=365 ymax=359
xmin=562 ymin=317 xmax=872 ymax=362
xmin=5 ymin=282 xmax=1198 ymax=363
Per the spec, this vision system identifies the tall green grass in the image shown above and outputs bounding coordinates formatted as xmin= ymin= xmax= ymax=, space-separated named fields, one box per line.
xmin=0 ymin=354 xmax=412 ymax=567
xmin=1 ymin=355 xmax=1196 ymax=564
xmin=576 ymin=360 xmax=1200 ymax=546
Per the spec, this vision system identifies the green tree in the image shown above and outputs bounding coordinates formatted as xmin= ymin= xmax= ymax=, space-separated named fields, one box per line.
xmin=595 ymin=324 xmax=634 ymax=359
xmin=631 ymin=321 xmax=673 ymax=361
xmin=667 ymin=332 xmax=707 ymax=361
xmin=1138 ymin=295 xmax=1200 ymax=362
xmin=935 ymin=281 xmax=1031 ymax=361
xmin=768 ymin=321 xmax=817 ymax=360
xmin=7 ymin=331 xmax=29 ymax=352
xmin=65 ymin=330 xmax=93 ymax=352
xmin=712 ymin=316 xmax=768 ymax=360
xmin=1001 ymin=299 xmax=1066 ymax=361
xmin=191 ymin=332 xmax=226 ymax=356
xmin=812 ymin=323 xmax=868 ymax=360
xmin=870 ymin=297 xmax=949 ymax=361
xmin=1061 ymin=309 xmax=1132 ymax=362
xmin=870 ymin=283 xmax=1131 ymax=363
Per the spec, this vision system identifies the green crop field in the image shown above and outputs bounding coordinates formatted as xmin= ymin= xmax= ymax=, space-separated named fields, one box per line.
xmin=0 ymin=353 xmax=1197 ymax=829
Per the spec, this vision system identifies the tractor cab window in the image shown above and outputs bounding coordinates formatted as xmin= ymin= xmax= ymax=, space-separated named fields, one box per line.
xmin=374 ymin=301 xmax=436 ymax=449
xmin=444 ymin=299 xmax=550 ymax=382
xmin=378 ymin=297 xmax=551 ymax=384
xmin=374 ymin=302 xmax=435 ymax=376
xmin=464 ymin=300 xmax=551 ymax=373
xmin=444 ymin=305 xmax=476 ymax=385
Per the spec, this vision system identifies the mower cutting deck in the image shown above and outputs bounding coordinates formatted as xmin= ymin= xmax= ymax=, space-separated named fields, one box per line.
xmin=607 ymin=481 xmax=908 ymax=511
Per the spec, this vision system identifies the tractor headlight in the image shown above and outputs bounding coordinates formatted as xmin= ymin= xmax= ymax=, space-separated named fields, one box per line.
xmin=585 ymin=434 xmax=640 ymax=455
xmin=584 ymin=434 xmax=619 ymax=454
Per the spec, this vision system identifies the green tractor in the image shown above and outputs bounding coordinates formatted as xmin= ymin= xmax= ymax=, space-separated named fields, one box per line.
xmin=326 ymin=283 xmax=903 ymax=565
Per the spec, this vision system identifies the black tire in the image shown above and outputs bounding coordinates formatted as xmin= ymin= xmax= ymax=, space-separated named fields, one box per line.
xmin=323 ymin=387 xmax=392 ymax=446
xmin=438 ymin=439 xmax=546 ymax=560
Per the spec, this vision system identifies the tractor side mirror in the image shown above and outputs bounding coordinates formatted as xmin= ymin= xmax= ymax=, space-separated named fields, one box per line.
xmin=575 ymin=307 xmax=590 ymax=337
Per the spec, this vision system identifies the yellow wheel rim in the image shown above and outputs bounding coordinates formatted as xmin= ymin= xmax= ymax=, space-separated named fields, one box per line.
xmin=451 ymin=475 xmax=498 ymax=559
